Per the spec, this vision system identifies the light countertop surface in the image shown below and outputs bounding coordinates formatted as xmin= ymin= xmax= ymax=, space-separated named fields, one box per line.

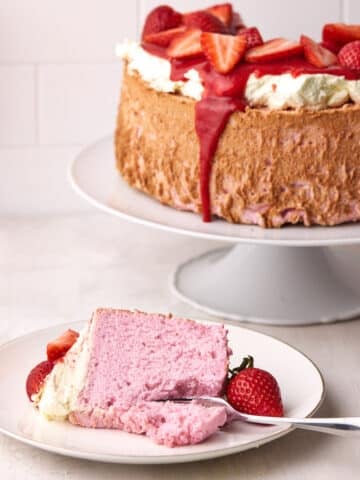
xmin=1 ymin=212 xmax=360 ymax=479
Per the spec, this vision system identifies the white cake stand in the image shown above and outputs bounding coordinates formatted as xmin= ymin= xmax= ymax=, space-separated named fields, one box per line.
xmin=69 ymin=136 xmax=360 ymax=326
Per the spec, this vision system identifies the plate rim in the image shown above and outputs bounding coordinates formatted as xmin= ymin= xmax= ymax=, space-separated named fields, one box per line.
xmin=0 ymin=319 xmax=325 ymax=464
xmin=68 ymin=135 xmax=360 ymax=247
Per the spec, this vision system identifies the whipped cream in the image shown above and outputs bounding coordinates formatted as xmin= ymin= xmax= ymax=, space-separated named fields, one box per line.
xmin=34 ymin=321 xmax=94 ymax=420
xmin=246 ymin=73 xmax=356 ymax=109
xmin=116 ymin=40 xmax=203 ymax=100
xmin=116 ymin=41 xmax=360 ymax=110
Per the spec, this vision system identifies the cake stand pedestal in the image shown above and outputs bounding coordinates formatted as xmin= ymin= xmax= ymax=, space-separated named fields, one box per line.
xmin=173 ymin=245 xmax=360 ymax=325
xmin=69 ymin=136 xmax=360 ymax=326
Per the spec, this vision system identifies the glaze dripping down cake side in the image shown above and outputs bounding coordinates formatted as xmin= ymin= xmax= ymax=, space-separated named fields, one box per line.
xmin=115 ymin=70 xmax=360 ymax=228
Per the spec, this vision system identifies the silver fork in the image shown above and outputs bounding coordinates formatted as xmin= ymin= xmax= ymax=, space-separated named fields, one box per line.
xmin=170 ymin=396 xmax=360 ymax=437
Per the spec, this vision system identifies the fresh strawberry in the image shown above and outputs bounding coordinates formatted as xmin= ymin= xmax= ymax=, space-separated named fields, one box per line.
xmin=141 ymin=5 xmax=182 ymax=40
xmin=320 ymin=39 xmax=342 ymax=55
xmin=183 ymin=10 xmax=227 ymax=33
xmin=167 ymin=29 xmax=203 ymax=59
xmin=26 ymin=360 xmax=54 ymax=401
xmin=323 ymin=23 xmax=360 ymax=46
xmin=47 ymin=329 xmax=79 ymax=362
xmin=207 ymin=3 xmax=233 ymax=27
xmin=300 ymin=35 xmax=337 ymax=68
xmin=238 ymin=27 xmax=263 ymax=49
xmin=226 ymin=356 xmax=284 ymax=417
xmin=245 ymin=38 xmax=303 ymax=63
xmin=201 ymin=32 xmax=247 ymax=73
xmin=338 ymin=41 xmax=360 ymax=70
xmin=232 ymin=12 xmax=245 ymax=32
xmin=144 ymin=26 xmax=187 ymax=47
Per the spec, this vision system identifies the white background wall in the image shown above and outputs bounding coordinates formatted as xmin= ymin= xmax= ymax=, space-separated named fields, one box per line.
xmin=1 ymin=0 xmax=359 ymax=214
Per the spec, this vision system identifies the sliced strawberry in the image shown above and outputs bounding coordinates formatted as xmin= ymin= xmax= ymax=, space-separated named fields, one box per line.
xmin=183 ymin=10 xmax=227 ymax=33
xmin=207 ymin=3 xmax=233 ymax=27
xmin=300 ymin=35 xmax=337 ymax=68
xmin=238 ymin=27 xmax=263 ymax=49
xmin=338 ymin=41 xmax=360 ymax=70
xmin=167 ymin=29 xmax=203 ymax=59
xmin=47 ymin=329 xmax=79 ymax=362
xmin=201 ymin=32 xmax=247 ymax=74
xmin=142 ymin=5 xmax=182 ymax=40
xmin=320 ymin=39 xmax=342 ymax=55
xmin=245 ymin=38 xmax=303 ymax=63
xmin=144 ymin=26 xmax=187 ymax=47
xmin=323 ymin=23 xmax=360 ymax=46
xmin=232 ymin=12 xmax=245 ymax=31
xmin=26 ymin=360 xmax=54 ymax=401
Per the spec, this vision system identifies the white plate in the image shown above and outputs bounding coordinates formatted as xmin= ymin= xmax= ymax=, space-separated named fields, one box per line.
xmin=69 ymin=136 xmax=360 ymax=247
xmin=0 ymin=321 xmax=324 ymax=464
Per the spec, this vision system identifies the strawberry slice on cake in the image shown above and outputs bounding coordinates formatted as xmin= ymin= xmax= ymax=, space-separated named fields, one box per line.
xmin=207 ymin=3 xmax=233 ymax=27
xmin=245 ymin=38 xmax=303 ymax=63
xmin=300 ymin=35 xmax=338 ymax=68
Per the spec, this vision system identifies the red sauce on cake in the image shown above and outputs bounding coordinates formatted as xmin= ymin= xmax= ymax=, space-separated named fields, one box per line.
xmin=143 ymin=35 xmax=360 ymax=222
xmin=195 ymin=97 xmax=245 ymax=221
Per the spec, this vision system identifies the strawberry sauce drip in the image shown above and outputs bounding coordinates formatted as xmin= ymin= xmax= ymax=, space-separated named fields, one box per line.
xmin=146 ymin=45 xmax=360 ymax=221
xmin=195 ymin=97 xmax=245 ymax=221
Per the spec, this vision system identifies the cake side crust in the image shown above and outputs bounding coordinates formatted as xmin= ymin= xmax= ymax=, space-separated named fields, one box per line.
xmin=115 ymin=68 xmax=360 ymax=228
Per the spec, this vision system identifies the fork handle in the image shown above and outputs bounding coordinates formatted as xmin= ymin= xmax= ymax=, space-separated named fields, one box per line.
xmin=241 ymin=415 xmax=360 ymax=436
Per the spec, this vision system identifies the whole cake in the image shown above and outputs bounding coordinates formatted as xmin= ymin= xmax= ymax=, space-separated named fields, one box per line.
xmin=26 ymin=309 xmax=230 ymax=447
xmin=115 ymin=3 xmax=360 ymax=228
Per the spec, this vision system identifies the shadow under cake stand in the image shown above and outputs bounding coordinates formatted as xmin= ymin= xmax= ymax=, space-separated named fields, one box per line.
xmin=69 ymin=136 xmax=360 ymax=326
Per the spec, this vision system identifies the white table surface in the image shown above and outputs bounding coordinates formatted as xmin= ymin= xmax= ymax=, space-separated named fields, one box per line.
xmin=1 ymin=212 xmax=360 ymax=479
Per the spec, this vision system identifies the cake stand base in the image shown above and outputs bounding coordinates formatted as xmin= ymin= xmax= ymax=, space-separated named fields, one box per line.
xmin=172 ymin=245 xmax=360 ymax=326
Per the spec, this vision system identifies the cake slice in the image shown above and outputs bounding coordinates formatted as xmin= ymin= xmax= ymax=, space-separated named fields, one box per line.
xmin=29 ymin=309 xmax=230 ymax=447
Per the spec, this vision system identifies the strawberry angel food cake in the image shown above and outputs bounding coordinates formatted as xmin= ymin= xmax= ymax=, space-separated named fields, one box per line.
xmin=115 ymin=3 xmax=360 ymax=228
xmin=26 ymin=309 xmax=231 ymax=447
xmin=26 ymin=309 xmax=283 ymax=447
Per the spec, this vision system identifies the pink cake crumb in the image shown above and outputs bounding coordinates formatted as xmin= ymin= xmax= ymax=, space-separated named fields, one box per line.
xmin=70 ymin=401 xmax=227 ymax=447
xmin=69 ymin=309 xmax=231 ymax=446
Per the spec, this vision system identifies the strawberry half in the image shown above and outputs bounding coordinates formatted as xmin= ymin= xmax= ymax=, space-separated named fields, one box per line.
xmin=207 ymin=3 xmax=233 ymax=27
xmin=301 ymin=35 xmax=337 ymax=68
xmin=238 ymin=27 xmax=263 ymax=49
xmin=323 ymin=23 xmax=360 ymax=46
xmin=338 ymin=41 xmax=360 ymax=71
xmin=144 ymin=26 xmax=187 ymax=47
xmin=232 ymin=12 xmax=245 ymax=32
xmin=245 ymin=38 xmax=303 ymax=63
xmin=26 ymin=360 xmax=54 ymax=401
xmin=47 ymin=329 xmax=79 ymax=362
xmin=201 ymin=32 xmax=247 ymax=74
xmin=142 ymin=5 xmax=182 ymax=40
xmin=226 ymin=356 xmax=284 ymax=417
xmin=167 ymin=29 xmax=203 ymax=59
xmin=320 ymin=39 xmax=342 ymax=55
xmin=183 ymin=10 xmax=227 ymax=33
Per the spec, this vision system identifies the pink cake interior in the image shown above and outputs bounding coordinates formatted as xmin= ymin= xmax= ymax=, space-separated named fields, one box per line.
xmin=71 ymin=401 xmax=227 ymax=447
xmin=69 ymin=309 xmax=230 ymax=447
